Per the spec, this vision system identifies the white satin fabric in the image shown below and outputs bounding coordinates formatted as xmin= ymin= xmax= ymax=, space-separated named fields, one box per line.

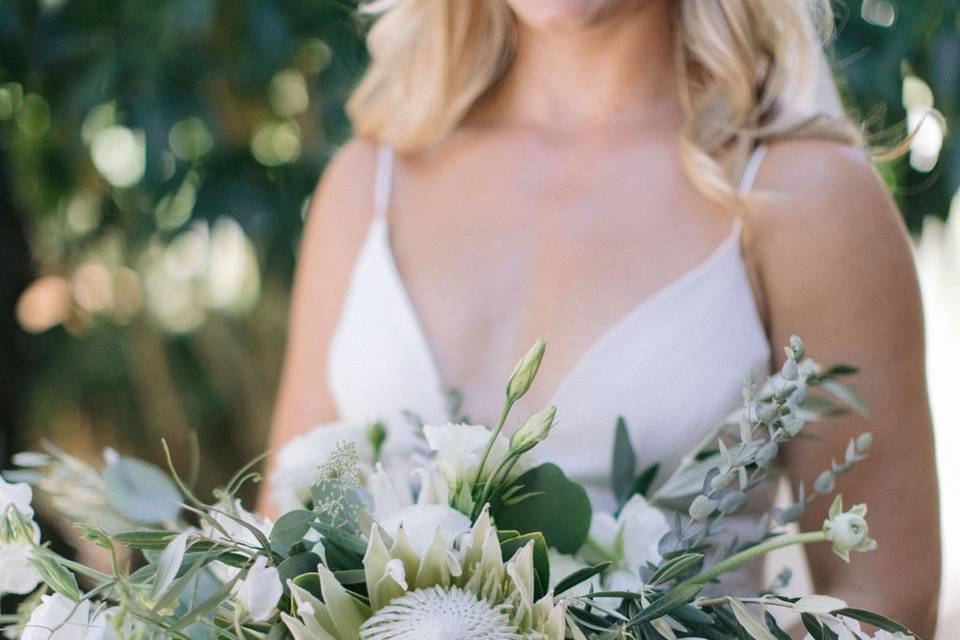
xmin=326 ymin=144 xmax=774 ymax=589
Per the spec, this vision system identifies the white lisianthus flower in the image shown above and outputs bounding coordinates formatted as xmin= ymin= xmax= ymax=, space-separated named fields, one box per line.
xmin=379 ymin=504 xmax=472 ymax=556
xmin=235 ymin=556 xmax=283 ymax=622
xmin=585 ymin=495 xmax=670 ymax=598
xmin=269 ymin=421 xmax=374 ymax=512
xmin=0 ymin=477 xmax=42 ymax=595
xmin=0 ymin=522 xmax=42 ymax=595
xmin=618 ymin=495 xmax=671 ymax=571
xmin=423 ymin=423 xmax=529 ymax=491
xmin=21 ymin=594 xmax=106 ymax=640
xmin=201 ymin=499 xmax=274 ymax=583
xmin=0 ymin=477 xmax=35 ymax=519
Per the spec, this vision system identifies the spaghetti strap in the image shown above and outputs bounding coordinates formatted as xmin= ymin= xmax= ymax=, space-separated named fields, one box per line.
xmin=739 ymin=145 xmax=768 ymax=194
xmin=373 ymin=144 xmax=395 ymax=221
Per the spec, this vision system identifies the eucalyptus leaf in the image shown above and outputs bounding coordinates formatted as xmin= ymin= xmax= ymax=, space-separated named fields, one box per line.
xmin=278 ymin=552 xmax=322 ymax=586
xmin=820 ymin=380 xmax=869 ymax=417
xmin=492 ymin=463 xmax=591 ymax=554
xmin=105 ymin=455 xmax=183 ymax=525
xmin=270 ymin=510 xmax=315 ymax=547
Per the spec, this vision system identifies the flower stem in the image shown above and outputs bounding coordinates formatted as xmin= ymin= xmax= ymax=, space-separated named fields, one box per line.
xmin=472 ymin=399 xmax=514 ymax=491
xmin=681 ymin=531 xmax=826 ymax=587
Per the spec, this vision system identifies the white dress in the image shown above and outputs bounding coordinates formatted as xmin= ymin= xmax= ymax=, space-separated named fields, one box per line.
xmin=326 ymin=144 xmax=774 ymax=589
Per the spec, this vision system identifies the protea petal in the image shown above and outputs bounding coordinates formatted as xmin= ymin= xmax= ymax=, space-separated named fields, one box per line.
xmin=364 ymin=525 xmax=393 ymax=610
xmin=389 ymin=526 xmax=422 ymax=581
xmin=318 ymin=563 xmax=370 ymax=638
xmin=289 ymin=582 xmax=339 ymax=638
xmin=415 ymin=529 xmax=453 ymax=588
xmin=371 ymin=559 xmax=408 ymax=611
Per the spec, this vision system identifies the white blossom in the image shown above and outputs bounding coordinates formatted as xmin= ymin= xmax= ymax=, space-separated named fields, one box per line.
xmin=235 ymin=556 xmax=282 ymax=622
xmin=21 ymin=595 xmax=106 ymax=640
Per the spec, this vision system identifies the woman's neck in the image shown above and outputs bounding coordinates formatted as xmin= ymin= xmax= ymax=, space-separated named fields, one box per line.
xmin=471 ymin=1 xmax=680 ymax=136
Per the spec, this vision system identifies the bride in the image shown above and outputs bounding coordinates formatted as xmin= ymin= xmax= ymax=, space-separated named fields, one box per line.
xmin=265 ymin=0 xmax=940 ymax=634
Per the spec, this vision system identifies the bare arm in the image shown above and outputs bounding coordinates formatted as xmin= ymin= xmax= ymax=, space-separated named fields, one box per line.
xmin=259 ymin=139 xmax=379 ymax=517
xmin=748 ymin=140 xmax=941 ymax=637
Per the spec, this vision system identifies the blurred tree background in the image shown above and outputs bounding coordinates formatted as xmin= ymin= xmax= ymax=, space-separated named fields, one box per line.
xmin=0 ymin=0 xmax=956 ymax=507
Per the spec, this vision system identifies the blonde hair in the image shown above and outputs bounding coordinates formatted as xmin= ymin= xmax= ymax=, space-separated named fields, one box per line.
xmin=347 ymin=0 xmax=862 ymax=208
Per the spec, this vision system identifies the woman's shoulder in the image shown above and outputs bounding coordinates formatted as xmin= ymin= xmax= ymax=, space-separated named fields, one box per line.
xmin=747 ymin=138 xmax=909 ymax=259
xmin=746 ymin=137 xmax=916 ymax=311
xmin=301 ymin=137 xmax=382 ymax=249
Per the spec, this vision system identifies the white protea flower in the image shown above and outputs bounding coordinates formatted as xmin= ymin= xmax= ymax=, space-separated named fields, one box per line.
xmin=281 ymin=507 xmax=567 ymax=640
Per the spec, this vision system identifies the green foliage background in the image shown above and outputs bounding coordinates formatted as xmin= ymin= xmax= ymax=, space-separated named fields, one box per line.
xmin=0 ymin=0 xmax=956 ymax=503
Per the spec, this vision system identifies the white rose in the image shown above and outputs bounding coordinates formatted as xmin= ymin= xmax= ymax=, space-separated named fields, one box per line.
xmin=235 ymin=556 xmax=282 ymax=622
xmin=22 ymin=594 xmax=106 ymax=640
xmin=379 ymin=504 xmax=471 ymax=556
xmin=269 ymin=422 xmax=374 ymax=512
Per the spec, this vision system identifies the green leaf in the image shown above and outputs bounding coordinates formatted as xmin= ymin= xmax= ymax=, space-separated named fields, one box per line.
xmin=151 ymin=531 xmax=191 ymax=600
xmin=647 ymin=553 xmax=704 ymax=586
xmin=630 ymin=463 xmax=660 ymax=500
xmin=820 ymin=380 xmax=869 ymax=417
xmin=764 ymin=611 xmax=792 ymax=640
xmin=313 ymin=521 xmax=367 ymax=558
xmin=627 ymin=583 xmax=701 ymax=626
xmin=270 ymin=510 xmax=316 ymax=547
xmin=728 ymin=597 xmax=777 ymax=640
xmin=113 ymin=530 xmax=179 ymax=550
xmin=291 ymin=572 xmax=322 ymax=599
xmin=498 ymin=531 xmax=550 ymax=600
xmin=104 ymin=455 xmax=183 ymax=525
xmin=553 ymin=562 xmax=610 ymax=596
xmin=823 ymin=364 xmax=859 ymax=377
xmin=492 ymin=463 xmax=592 ymax=554
xmin=28 ymin=555 xmax=82 ymax=602
xmin=835 ymin=608 xmax=915 ymax=636
xmin=277 ymin=552 xmax=321 ymax=587
xmin=611 ymin=417 xmax=636 ymax=505
xmin=800 ymin=613 xmax=835 ymax=640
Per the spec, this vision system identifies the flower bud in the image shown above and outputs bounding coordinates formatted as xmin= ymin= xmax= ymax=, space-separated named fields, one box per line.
xmin=813 ymin=470 xmax=835 ymax=494
xmin=823 ymin=499 xmax=876 ymax=562
xmin=855 ymin=432 xmax=873 ymax=454
xmin=688 ymin=495 xmax=717 ymax=522
xmin=781 ymin=359 xmax=799 ymax=381
xmin=506 ymin=339 xmax=546 ymax=403
xmin=789 ymin=335 xmax=805 ymax=359
xmin=719 ymin=491 xmax=747 ymax=515
xmin=509 ymin=406 xmax=556 ymax=452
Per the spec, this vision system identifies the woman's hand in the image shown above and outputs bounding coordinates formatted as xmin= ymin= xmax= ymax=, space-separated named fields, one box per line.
xmin=748 ymin=140 xmax=941 ymax=638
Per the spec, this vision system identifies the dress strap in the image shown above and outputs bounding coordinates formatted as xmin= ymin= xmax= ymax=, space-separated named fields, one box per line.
xmin=739 ymin=145 xmax=768 ymax=194
xmin=373 ymin=143 xmax=395 ymax=221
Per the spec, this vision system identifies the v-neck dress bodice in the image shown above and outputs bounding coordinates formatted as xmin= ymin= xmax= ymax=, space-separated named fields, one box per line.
xmin=325 ymin=144 xmax=774 ymax=589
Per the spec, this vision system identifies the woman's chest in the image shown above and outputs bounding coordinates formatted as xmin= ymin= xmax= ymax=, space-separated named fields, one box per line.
xmin=384 ymin=147 xmax=740 ymax=422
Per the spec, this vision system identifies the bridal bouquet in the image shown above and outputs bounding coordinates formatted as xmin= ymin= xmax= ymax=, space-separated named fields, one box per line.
xmin=0 ymin=338 xmax=918 ymax=640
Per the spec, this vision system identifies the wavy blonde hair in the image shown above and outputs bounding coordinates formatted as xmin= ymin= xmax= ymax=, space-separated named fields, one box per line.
xmin=347 ymin=0 xmax=862 ymax=207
